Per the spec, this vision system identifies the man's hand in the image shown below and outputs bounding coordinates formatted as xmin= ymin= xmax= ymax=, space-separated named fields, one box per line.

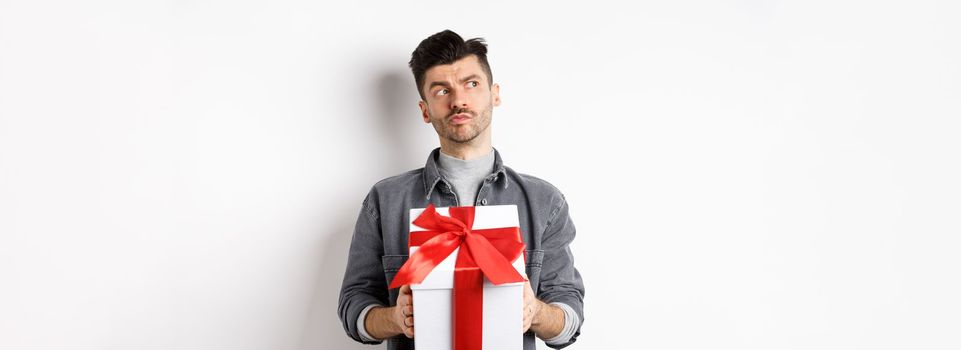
xmin=522 ymin=281 xmax=543 ymax=333
xmin=522 ymin=280 xmax=565 ymax=339
xmin=365 ymin=284 xmax=415 ymax=339
xmin=395 ymin=284 xmax=415 ymax=338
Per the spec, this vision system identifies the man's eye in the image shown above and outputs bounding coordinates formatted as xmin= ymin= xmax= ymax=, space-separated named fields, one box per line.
xmin=435 ymin=89 xmax=449 ymax=96
xmin=467 ymin=81 xmax=478 ymax=88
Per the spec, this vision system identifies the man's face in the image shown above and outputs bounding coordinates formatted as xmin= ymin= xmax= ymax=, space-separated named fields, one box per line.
xmin=418 ymin=55 xmax=501 ymax=144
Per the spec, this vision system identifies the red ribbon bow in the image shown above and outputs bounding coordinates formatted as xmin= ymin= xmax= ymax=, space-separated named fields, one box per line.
xmin=390 ymin=204 xmax=526 ymax=350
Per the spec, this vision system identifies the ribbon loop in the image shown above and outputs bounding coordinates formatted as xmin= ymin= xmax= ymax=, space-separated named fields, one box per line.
xmin=390 ymin=204 xmax=525 ymax=289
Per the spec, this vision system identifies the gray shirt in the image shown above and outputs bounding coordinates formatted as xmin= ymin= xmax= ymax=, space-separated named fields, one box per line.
xmin=338 ymin=147 xmax=585 ymax=349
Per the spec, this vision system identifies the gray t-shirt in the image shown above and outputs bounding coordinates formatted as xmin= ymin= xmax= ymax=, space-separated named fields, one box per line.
xmin=436 ymin=149 xmax=496 ymax=206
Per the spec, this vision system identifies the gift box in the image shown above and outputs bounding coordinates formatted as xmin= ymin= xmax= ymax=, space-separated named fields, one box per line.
xmin=390 ymin=204 xmax=527 ymax=350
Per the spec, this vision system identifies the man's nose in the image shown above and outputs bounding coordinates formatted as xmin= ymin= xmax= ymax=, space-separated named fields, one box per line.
xmin=449 ymin=90 xmax=468 ymax=110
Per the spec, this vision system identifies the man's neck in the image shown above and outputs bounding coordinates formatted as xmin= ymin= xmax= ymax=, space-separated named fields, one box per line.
xmin=438 ymin=137 xmax=493 ymax=161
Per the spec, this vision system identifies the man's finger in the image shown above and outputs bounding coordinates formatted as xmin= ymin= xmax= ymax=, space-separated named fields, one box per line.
xmin=400 ymin=284 xmax=412 ymax=295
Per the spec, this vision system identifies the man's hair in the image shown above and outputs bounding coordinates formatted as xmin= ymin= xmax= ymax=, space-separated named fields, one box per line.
xmin=409 ymin=30 xmax=493 ymax=100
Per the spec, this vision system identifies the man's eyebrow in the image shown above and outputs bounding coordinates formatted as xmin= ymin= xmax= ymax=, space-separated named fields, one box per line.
xmin=427 ymin=81 xmax=451 ymax=90
xmin=459 ymin=74 xmax=482 ymax=84
xmin=427 ymin=74 xmax=484 ymax=91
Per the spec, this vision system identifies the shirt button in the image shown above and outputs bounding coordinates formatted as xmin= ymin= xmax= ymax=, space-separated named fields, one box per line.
xmin=481 ymin=198 xmax=488 ymax=205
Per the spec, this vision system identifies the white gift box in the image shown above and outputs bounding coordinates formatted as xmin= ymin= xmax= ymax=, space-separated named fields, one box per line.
xmin=408 ymin=205 xmax=526 ymax=350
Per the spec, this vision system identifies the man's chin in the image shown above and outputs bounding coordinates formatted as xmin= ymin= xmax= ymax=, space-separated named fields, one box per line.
xmin=446 ymin=133 xmax=479 ymax=144
xmin=447 ymin=137 xmax=472 ymax=144
xmin=445 ymin=128 xmax=475 ymax=142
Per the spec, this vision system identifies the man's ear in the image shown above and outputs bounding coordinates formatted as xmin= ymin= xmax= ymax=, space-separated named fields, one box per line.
xmin=418 ymin=100 xmax=430 ymax=123
xmin=491 ymin=83 xmax=501 ymax=107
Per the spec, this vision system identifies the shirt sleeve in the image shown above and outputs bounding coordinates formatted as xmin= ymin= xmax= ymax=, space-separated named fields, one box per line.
xmin=337 ymin=190 xmax=389 ymax=344
xmin=537 ymin=192 xmax=585 ymax=349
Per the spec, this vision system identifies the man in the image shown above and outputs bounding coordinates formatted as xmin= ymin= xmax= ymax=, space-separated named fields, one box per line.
xmin=337 ymin=30 xmax=585 ymax=349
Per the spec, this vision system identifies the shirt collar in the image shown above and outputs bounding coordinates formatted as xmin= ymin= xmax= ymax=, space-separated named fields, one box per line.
xmin=423 ymin=147 xmax=509 ymax=200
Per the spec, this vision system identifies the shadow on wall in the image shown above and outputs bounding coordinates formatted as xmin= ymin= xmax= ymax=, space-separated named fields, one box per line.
xmin=377 ymin=70 xmax=428 ymax=172
xmin=298 ymin=68 xmax=425 ymax=350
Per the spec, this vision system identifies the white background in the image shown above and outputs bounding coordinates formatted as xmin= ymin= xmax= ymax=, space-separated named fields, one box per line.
xmin=1 ymin=1 xmax=959 ymax=349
